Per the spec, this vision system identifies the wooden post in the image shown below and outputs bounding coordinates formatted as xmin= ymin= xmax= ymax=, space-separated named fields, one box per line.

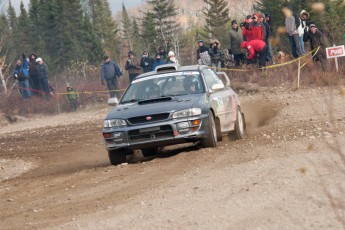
xmin=334 ymin=44 xmax=339 ymax=72
xmin=297 ymin=60 xmax=301 ymax=88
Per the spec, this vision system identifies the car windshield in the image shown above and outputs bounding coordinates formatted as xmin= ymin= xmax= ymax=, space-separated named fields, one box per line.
xmin=121 ymin=71 xmax=205 ymax=104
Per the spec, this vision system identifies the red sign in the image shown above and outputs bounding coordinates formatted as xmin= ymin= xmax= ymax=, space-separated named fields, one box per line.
xmin=326 ymin=45 xmax=345 ymax=59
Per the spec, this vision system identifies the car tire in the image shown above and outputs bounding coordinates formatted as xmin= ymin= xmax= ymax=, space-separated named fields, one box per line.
xmin=108 ymin=149 xmax=127 ymax=165
xmin=231 ymin=106 xmax=245 ymax=140
xmin=201 ymin=112 xmax=218 ymax=148
xmin=142 ymin=147 xmax=160 ymax=157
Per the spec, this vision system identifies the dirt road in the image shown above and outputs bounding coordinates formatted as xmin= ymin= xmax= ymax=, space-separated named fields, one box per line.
xmin=1 ymin=87 xmax=344 ymax=229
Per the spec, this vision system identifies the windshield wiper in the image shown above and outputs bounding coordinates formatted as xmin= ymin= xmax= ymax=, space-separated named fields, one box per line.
xmin=121 ymin=99 xmax=139 ymax=104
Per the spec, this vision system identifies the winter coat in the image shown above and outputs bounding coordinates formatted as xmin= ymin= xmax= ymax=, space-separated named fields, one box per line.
xmin=285 ymin=16 xmax=298 ymax=36
xmin=300 ymin=10 xmax=312 ymax=31
xmin=263 ymin=22 xmax=272 ymax=43
xmin=101 ymin=61 xmax=122 ymax=80
xmin=152 ymin=59 xmax=166 ymax=71
xmin=13 ymin=54 xmax=29 ymax=81
xmin=125 ymin=58 xmax=141 ymax=75
xmin=66 ymin=88 xmax=79 ymax=101
xmin=140 ymin=56 xmax=154 ymax=73
xmin=28 ymin=53 xmax=37 ymax=77
xmin=228 ymin=27 xmax=243 ymax=54
xmin=36 ymin=62 xmax=49 ymax=79
xmin=241 ymin=40 xmax=267 ymax=59
xmin=243 ymin=20 xmax=265 ymax=41
xmin=303 ymin=29 xmax=328 ymax=58
xmin=208 ymin=47 xmax=224 ymax=63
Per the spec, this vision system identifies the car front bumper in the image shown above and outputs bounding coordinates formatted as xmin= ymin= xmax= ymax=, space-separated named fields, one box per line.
xmin=102 ymin=114 xmax=210 ymax=151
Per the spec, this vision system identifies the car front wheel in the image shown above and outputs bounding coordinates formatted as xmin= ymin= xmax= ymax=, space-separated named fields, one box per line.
xmin=201 ymin=112 xmax=217 ymax=148
xmin=108 ymin=149 xmax=127 ymax=165
xmin=232 ymin=107 xmax=245 ymax=140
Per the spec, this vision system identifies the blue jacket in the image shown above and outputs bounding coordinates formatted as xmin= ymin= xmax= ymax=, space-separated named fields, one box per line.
xmin=13 ymin=54 xmax=29 ymax=80
xmin=101 ymin=61 xmax=122 ymax=80
xmin=151 ymin=60 xmax=166 ymax=71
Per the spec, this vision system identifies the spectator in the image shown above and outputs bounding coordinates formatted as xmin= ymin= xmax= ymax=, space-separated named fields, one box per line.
xmin=125 ymin=51 xmax=141 ymax=83
xmin=140 ymin=51 xmax=154 ymax=73
xmin=197 ymin=40 xmax=211 ymax=66
xmin=264 ymin=13 xmax=274 ymax=63
xmin=28 ymin=53 xmax=38 ymax=96
xmin=157 ymin=46 xmax=168 ymax=62
xmin=152 ymin=54 xmax=166 ymax=71
xmin=167 ymin=51 xmax=179 ymax=64
xmin=208 ymin=39 xmax=224 ymax=71
xmin=241 ymin=40 xmax=268 ymax=67
xmin=243 ymin=13 xmax=266 ymax=42
xmin=283 ymin=7 xmax=302 ymax=58
xmin=101 ymin=55 xmax=122 ymax=98
xmin=66 ymin=84 xmax=80 ymax=112
xmin=13 ymin=54 xmax=31 ymax=98
xmin=303 ymin=24 xmax=329 ymax=72
xmin=300 ymin=10 xmax=312 ymax=32
xmin=228 ymin=20 xmax=244 ymax=67
xmin=36 ymin=57 xmax=50 ymax=99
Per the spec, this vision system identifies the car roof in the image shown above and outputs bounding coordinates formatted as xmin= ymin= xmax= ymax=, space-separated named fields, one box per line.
xmin=135 ymin=64 xmax=209 ymax=80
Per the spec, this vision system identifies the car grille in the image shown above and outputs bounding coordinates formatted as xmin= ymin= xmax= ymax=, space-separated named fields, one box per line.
xmin=128 ymin=125 xmax=174 ymax=142
xmin=127 ymin=113 xmax=170 ymax=125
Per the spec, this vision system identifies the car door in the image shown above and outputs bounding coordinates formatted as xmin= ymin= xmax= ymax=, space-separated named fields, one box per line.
xmin=202 ymin=68 xmax=232 ymax=132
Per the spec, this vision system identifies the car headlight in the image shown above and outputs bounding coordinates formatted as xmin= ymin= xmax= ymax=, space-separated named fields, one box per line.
xmin=172 ymin=108 xmax=202 ymax=119
xmin=103 ymin=119 xmax=127 ymax=128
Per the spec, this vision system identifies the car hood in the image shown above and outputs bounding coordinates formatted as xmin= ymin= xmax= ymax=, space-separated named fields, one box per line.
xmin=106 ymin=94 xmax=206 ymax=119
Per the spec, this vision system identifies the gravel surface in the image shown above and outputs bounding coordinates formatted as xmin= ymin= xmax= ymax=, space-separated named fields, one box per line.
xmin=0 ymin=86 xmax=344 ymax=229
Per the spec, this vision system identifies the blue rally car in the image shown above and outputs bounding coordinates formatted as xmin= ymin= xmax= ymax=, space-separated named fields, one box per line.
xmin=102 ymin=64 xmax=245 ymax=165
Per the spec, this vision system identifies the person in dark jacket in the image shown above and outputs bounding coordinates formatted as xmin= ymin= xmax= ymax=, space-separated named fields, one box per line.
xmin=157 ymin=46 xmax=168 ymax=62
xmin=28 ymin=53 xmax=38 ymax=96
xmin=303 ymin=24 xmax=329 ymax=72
xmin=125 ymin=51 xmax=141 ymax=83
xmin=208 ymin=39 xmax=224 ymax=71
xmin=35 ymin=57 xmax=50 ymax=99
xmin=140 ymin=51 xmax=154 ymax=73
xmin=197 ymin=40 xmax=211 ymax=66
xmin=228 ymin=20 xmax=244 ymax=66
xmin=152 ymin=54 xmax=166 ymax=70
xmin=101 ymin=55 xmax=122 ymax=98
xmin=13 ymin=54 xmax=31 ymax=98
xmin=241 ymin=40 xmax=268 ymax=67
xmin=264 ymin=13 xmax=273 ymax=62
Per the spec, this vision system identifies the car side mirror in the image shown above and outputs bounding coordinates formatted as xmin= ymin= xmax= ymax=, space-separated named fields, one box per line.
xmin=107 ymin=97 xmax=119 ymax=106
xmin=211 ymin=83 xmax=225 ymax=91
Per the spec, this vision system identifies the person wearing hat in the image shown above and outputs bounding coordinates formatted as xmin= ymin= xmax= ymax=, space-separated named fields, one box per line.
xmin=228 ymin=20 xmax=244 ymax=66
xmin=167 ymin=51 xmax=179 ymax=64
xmin=36 ymin=57 xmax=50 ymax=99
xmin=242 ymin=13 xmax=266 ymax=42
xmin=208 ymin=39 xmax=224 ymax=71
xmin=65 ymin=83 xmax=80 ymax=112
xmin=140 ymin=51 xmax=154 ymax=73
xmin=125 ymin=51 xmax=141 ymax=83
xmin=303 ymin=24 xmax=329 ymax=71
xmin=241 ymin=40 xmax=268 ymax=68
xmin=197 ymin=40 xmax=211 ymax=65
xmin=101 ymin=55 xmax=122 ymax=98
xmin=151 ymin=54 xmax=166 ymax=71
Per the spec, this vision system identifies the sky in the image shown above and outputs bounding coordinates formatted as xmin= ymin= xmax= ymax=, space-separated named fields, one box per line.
xmin=9 ymin=0 xmax=144 ymax=15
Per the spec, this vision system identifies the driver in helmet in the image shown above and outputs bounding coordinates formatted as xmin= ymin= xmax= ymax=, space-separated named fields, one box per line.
xmin=183 ymin=77 xmax=198 ymax=94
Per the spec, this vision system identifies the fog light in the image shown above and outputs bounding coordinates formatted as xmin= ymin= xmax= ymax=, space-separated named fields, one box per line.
xmin=103 ymin=133 xmax=111 ymax=138
xmin=177 ymin=122 xmax=190 ymax=134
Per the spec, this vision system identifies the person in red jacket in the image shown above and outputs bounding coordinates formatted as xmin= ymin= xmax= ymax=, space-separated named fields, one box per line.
xmin=241 ymin=40 xmax=268 ymax=67
xmin=242 ymin=13 xmax=266 ymax=42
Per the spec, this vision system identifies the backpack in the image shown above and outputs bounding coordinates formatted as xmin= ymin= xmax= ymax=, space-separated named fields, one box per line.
xmin=294 ymin=13 xmax=301 ymax=29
